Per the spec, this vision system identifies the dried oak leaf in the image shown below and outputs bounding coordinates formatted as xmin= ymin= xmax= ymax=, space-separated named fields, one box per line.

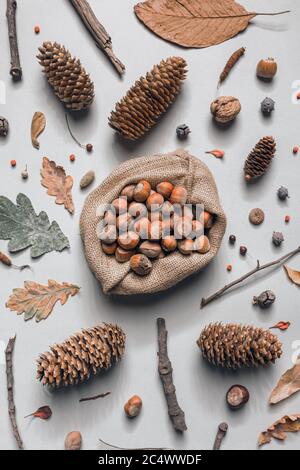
xmin=269 ymin=358 xmax=300 ymax=405
xmin=41 ymin=157 xmax=74 ymax=214
xmin=6 ymin=280 xmax=80 ymax=322
xmin=258 ymin=414 xmax=300 ymax=447
xmin=270 ymin=321 xmax=291 ymax=331
xmin=0 ymin=193 xmax=69 ymax=258
xmin=284 ymin=265 xmax=300 ymax=286
xmin=25 ymin=406 xmax=52 ymax=420
xmin=31 ymin=112 xmax=46 ymax=149
xmin=134 ymin=0 xmax=290 ymax=48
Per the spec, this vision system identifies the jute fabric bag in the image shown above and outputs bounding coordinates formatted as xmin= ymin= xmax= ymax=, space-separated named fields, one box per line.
xmin=80 ymin=149 xmax=226 ymax=295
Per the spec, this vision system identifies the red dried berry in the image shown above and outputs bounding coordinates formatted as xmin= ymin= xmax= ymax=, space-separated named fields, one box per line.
xmin=293 ymin=146 xmax=299 ymax=154
xmin=10 ymin=160 xmax=16 ymax=167
xmin=240 ymin=245 xmax=247 ymax=256
xmin=86 ymin=144 xmax=93 ymax=153
xmin=297 ymin=92 xmax=300 ymax=100
xmin=227 ymin=264 xmax=232 ymax=272
xmin=285 ymin=215 xmax=291 ymax=223
xmin=69 ymin=154 xmax=75 ymax=162
xmin=34 ymin=25 xmax=40 ymax=34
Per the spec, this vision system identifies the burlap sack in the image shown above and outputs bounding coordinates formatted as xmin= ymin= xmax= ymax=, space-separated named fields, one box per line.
xmin=80 ymin=149 xmax=226 ymax=295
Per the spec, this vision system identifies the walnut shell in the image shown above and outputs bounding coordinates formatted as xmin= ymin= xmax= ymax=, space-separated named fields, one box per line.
xmin=210 ymin=96 xmax=241 ymax=123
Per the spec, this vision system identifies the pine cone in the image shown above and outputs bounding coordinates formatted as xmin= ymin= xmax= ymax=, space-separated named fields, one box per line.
xmin=37 ymin=324 xmax=126 ymax=388
xmin=197 ymin=323 xmax=282 ymax=369
xmin=37 ymin=42 xmax=94 ymax=111
xmin=244 ymin=136 xmax=276 ymax=181
xmin=109 ymin=57 xmax=187 ymax=140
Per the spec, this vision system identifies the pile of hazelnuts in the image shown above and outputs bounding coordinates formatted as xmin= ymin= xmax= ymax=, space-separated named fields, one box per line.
xmin=98 ymin=180 xmax=214 ymax=276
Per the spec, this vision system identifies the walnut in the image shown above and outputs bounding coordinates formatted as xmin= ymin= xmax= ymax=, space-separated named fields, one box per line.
xmin=210 ymin=96 xmax=241 ymax=123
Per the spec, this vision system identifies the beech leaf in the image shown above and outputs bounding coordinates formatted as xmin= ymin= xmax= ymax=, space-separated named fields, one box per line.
xmin=6 ymin=280 xmax=80 ymax=322
xmin=134 ymin=0 xmax=290 ymax=48
xmin=25 ymin=406 xmax=52 ymax=420
xmin=284 ymin=265 xmax=300 ymax=286
xmin=0 ymin=193 xmax=69 ymax=258
xmin=41 ymin=157 xmax=75 ymax=214
xmin=31 ymin=112 xmax=46 ymax=149
xmin=258 ymin=415 xmax=300 ymax=447
xmin=269 ymin=359 xmax=300 ymax=405
xmin=270 ymin=321 xmax=291 ymax=331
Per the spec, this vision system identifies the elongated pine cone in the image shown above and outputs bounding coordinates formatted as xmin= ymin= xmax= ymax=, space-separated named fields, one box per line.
xmin=197 ymin=323 xmax=282 ymax=369
xmin=37 ymin=324 xmax=126 ymax=388
xmin=37 ymin=42 xmax=94 ymax=111
xmin=109 ymin=57 xmax=187 ymax=140
xmin=244 ymin=136 xmax=276 ymax=181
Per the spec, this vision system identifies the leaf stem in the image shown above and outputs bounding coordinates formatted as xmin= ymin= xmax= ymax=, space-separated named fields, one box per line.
xmin=256 ymin=11 xmax=291 ymax=16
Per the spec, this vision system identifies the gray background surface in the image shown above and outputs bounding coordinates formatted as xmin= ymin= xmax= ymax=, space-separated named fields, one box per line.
xmin=0 ymin=0 xmax=299 ymax=451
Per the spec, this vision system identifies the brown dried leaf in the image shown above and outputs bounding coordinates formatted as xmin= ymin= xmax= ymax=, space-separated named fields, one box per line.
xmin=25 ymin=406 xmax=52 ymax=420
xmin=41 ymin=157 xmax=74 ymax=214
xmin=31 ymin=112 xmax=46 ymax=149
xmin=258 ymin=415 xmax=300 ymax=447
xmin=270 ymin=321 xmax=291 ymax=331
xmin=269 ymin=359 xmax=300 ymax=404
xmin=6 ymin=280 xmax=80 ymax=322
xmin=284 ymin=265 xmax=300 ymax=286
xmin=134 ymin=0 xmax=289 ymax=48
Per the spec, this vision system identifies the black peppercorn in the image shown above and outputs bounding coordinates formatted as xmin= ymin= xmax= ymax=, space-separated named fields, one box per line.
xmin=272 ymin=231 xmax=284 ymax=247
xmin=0 ymin=116 xmax=9 ymax=137
xmin=277 ymin=186 xmax=289 ymax=201
xmin=229 ymin=234 xmax=236 ymax=245
xmin=240 ymin=245 xmax=247 ymax=256
xmin=253 ymin=290 xmax=276 ymax=308
xmin=261 ymin=97 xmax=275 ymax=115
xmin=176 ymin=124 xmax=191 ymax=139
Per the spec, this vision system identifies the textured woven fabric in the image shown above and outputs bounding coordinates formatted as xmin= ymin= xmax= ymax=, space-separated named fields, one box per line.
xmin=80 ymin=149 xmax=226 ymax=295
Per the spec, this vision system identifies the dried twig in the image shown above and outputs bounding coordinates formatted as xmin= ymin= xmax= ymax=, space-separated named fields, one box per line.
xmin=5 ymin=336 xmax=24 ymax=450
xmin=79 ymin=391 xmax=111 ymax=403
xmin=218 ymin=47 xmax=245 ymax=87
xmin=213 ymin=423 xmax=228 ymax=450
xmin=68 ymin=0 xmax=125 ymax=76
xmin=157 ymin=318 xmax=187 ymax=433
xmin=6 ymin=0 xmax=22 ymax=80
xmin=201 ymin=246 xmax=300 ymax=309
xmin=99 ymin=438 xmax=170 ymax=450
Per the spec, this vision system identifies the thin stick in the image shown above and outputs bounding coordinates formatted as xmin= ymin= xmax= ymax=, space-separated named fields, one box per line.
xmin=99 ymin=438 xmax=170 ymax=451
xmin=79 ymin=391 xmax=111 ymax=402
xmin=5 ymin=336 xmax=24 ymax=450
xmin=201 ymin=246 xmax=300 ymax=309
xmin=65 ymin=114 xmax=85 ymax=148
xmin=6 ymin=0 xmax=22 ymax=81
xmin=157 ymin=318 xmax=187 ymax=433
xmin=68 ymin=0 xmax=125 ymax=76
xmin=213 ymin=423 xmax=228 ymax=450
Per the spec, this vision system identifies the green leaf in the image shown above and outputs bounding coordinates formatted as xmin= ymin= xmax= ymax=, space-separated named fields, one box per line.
xmin=0 ymin=193 xmax=70 ymax=258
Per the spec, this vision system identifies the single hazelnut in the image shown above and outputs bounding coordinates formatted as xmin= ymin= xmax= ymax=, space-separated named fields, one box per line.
xmin=133 ymin=217 xmax=151 ymax=239
xmin=115 ymin=246 xmax=135 ymax=263
xmin=116 ymin=213 xmax=133 ymax=233
xmin=130 ymin=254 xmax=152 ymax=276
xmin=194 ymin=235 xmax=211 ymax=254
xmin=139 ymin=241 xmax=162 ymax=259
xmin=226 ymin=385 xmax=249 ymax=410
xmin=124 ymin=395 xmax=142 ymax=418
xmin=112 ymin=197 xmax=127 ymax=215
xmin=149 ymin=220 xmax=163 ymax=240
xmin=156 ymin=181 xmax=174 ymax=199
xmin=178 ymin=239 xmax=194 ymax=255
xmin=101 ymin=242 xmax=117 ymax=255
xmin=162 ymin=236 xmax=177 ymax=252
xmin=65 ymin=431 xmax=82 ymax=450
xmin=133 ymin=180 xmax=151 ymax=202
xmin=161 ymin=220 xmax=172 ymax=237
xmin=161 ymin=201 xmax=175 ymax=218
xmin=210 ymin=96 xmax=241 ymax=123
xmin=148 ymin=210 xmax=162 ymax=222
xmin=118 ymin=231 xmax=140 ymax=250
xmin=121 ymin=184 xmax=136 ymax=202
xmin=98 ymin=225 xmax=117 ymax=244
xmin=128 ymin=202 xmax=148 ymax=219
xmin=174 ymin=216 xmax=193 ymax=239
xmin=256 ymin=58 xmax=277 ymax=80
xmin=182 ymin=205 xmax=193 ymax=220
xmin=192 ymin=220 xmax=204 ymax=238
xmin=170 ymin=186 xmax=188 ymax=205
xmin=104 ymin=210 xmax=116 ymax=225
xmin=146 ymin=192 xmax=164 ymax=211
xmin=202 ymin=211 xmax=213 ymax=229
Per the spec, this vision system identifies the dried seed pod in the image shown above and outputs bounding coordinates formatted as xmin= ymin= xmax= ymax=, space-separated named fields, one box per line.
xmin=226 ymin=385 xmax=249 ymax=410
xmin=65 ymin=431 xmax=82 ymax=450
xmin=162 ymin=236 xmax=177 ymax=252
xmin=0 ymin=117 xmax=9 ymax=137
xmin=195 ymin=235 xmax=211 ymax=254
xmin=121 ymin=185 xmax=136 ymax=202
xmin=118 ymin=231 xmax=140 ymax=250
xmin=156 ymin=181 xmax=174 ymax=199
xmin=218 ymin=47 xmax=246 ymax=86
xmin=146 ymin=192 xmax=164 ymax=211
xmin=249 ymin=208 xmax=265 ymax=225
xmin=115 ymin=247 xmax=135 ymax=263
xmin=101 ymin=242 xmax=117 ymax=256
xmin=80 ymin=170 xmax=95 ymax=189
xmin=277 ymin=186 xmax=289 ymax=201
xmin=112 ymin=197 xmax=127 ymax=215
xmin=130 ymin=254 xmax=152 ymax=276
xmin=21 ymin=165 xmax=29 ymax=180
xmin=272 ymin=231 xmax=284 ymax=247
xmin=256 ymin=58 xmax=277 ymax=80
xmin=261 ymin=97 xmax=275 ymax=115
xmin=210 ymin=96 xmax=241 ymax=123
xmin=176 ymin=124 xmax=191 ymax=139
xmin=133 ymin=180 xmax=152 ymax=203
xmin=124 ymin=395 xmax=143 ymax=418
xmin=139 ymin=241 xmax=162 ymax=259
xmin=253 ymin=290 xmax=276 ymax=308
xmin=170 ymin=186 xmax=188 ymax=205
xmin=178 ymin=239 xmax=194 ymax=255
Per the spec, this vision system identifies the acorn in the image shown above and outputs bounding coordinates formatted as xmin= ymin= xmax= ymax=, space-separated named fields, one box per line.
xmin=194 ymin=235 xmax=210 ymax=254
xmin=115 ymin=246 xmax=135 ymax=263
xmin=101 ymin=242 xmax=117 ymax=255
xmin=226 ymin=385 xmax=249 ymax=410
xmin=156 ymin=181 xmax=174 ymax=199
xmin=178 ymin=239 xmax=194 ymax=255
xmin=170 ymin=186 xmax=188 ymax=205
xmin=130 ymin=254 xmax=152 ymax=276
xmin=146 ymin=192 xmax=164 ymax=211
xmin=118 ymin=231 xmax=140 ymax=250
xmin=128 ymin=202 xmax=148 ymax=218
xmin=256 ymin=58 xmax=277 ymax=80
xmin=133 ymin=180 xmax=151 ymax=202
xmin=139 ymin=241 xmax=162 ymax=259
xmin=112 ymin=197 xmax=127 ymax=215
xmin=124 ymin=395 xmax=142 ymax=418
xmin=161 ymin=236 xmax=177 ymax=252
xmin=121 ymin=184 xmax=136 ymax=202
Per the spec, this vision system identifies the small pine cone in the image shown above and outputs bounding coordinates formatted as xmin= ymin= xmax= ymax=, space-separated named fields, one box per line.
xmin=109 ymin=57 xmax=187 ymax=140
xmin=37 ymin=42 xmax=94 ymax=111
xmin=197 ymin=323 xmax=282 ymax=369
xmin=244 ymin=136 xmax=276 ymax=181
xmin=37 ymin=324 xmax=126 ymax=388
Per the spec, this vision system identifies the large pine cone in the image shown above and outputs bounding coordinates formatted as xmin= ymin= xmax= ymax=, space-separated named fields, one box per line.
xmin=197 ymin=323 xmax=282 ymax=369
xmin=37 ymin=324 xmax=126 ymax=388
xmin=109 ymin=57 xmax=187 ymax=140
xmin=37 ymin=42 xmax=94 ymax=111
xmin=244 ymin=136 xmax=276 ymax=181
